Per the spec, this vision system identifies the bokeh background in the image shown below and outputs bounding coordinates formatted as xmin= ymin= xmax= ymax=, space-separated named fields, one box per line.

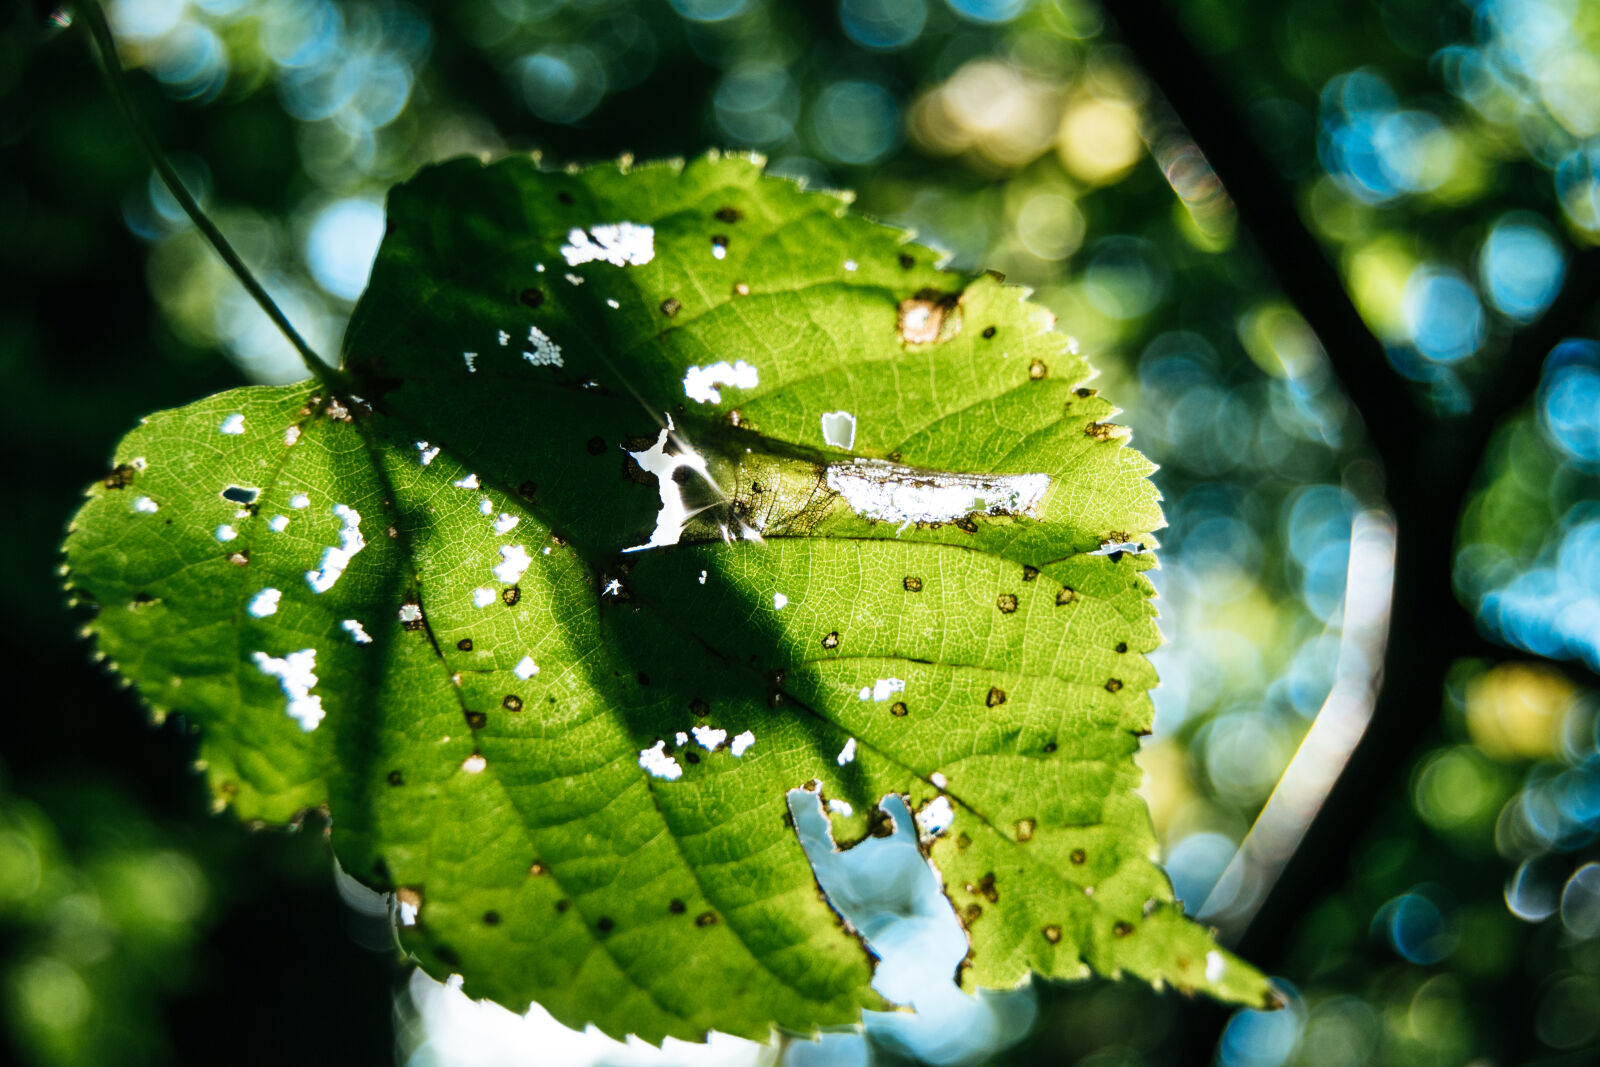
xmin=2 ymin=0 xmax=1599 ymax=1064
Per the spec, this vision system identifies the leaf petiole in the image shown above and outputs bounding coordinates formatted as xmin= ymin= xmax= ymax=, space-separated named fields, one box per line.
xmin=76 ymin=0 xmax=347 ymax=389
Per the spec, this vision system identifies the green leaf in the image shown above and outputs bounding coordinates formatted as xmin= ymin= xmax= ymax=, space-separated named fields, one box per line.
xmin=64 ymin=153 xmax=1272 ymax=1041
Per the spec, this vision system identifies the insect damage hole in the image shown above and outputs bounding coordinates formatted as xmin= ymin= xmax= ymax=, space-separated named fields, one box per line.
xmin=786 ymin=789 xmax=969 ymax=1002
xmin=220 ymin=485 xmax=260 ymax=505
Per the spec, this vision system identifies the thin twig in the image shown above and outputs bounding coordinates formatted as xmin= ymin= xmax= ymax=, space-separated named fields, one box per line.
xmin=77 ymin=0 xmax=339 ymax=386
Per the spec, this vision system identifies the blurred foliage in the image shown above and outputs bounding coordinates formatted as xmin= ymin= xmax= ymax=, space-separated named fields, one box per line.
xmin=0 ymin=769 xmax=210 ymax=1067
xmin=1 ymin=0 xmax=1599 ymax=1064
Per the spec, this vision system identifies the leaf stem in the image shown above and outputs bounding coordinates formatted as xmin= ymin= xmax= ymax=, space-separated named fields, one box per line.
xmin=78 ymin=0 xmax=339 ymax=387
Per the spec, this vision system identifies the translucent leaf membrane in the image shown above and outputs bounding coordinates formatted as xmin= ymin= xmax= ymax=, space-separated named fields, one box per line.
xmin=64 ymin=154 xmax=1270 ymax=1042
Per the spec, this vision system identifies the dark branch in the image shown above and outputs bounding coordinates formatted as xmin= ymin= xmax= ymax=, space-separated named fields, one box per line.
xmin=1103 ymin=1 xmax=1600 ymax=1053
xmin=1104 ymin=0 xmax=1419 ymax=465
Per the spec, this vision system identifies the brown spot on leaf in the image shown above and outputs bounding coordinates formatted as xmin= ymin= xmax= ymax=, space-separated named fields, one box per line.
xmin=464 ymin=711 xmax=486 ymax=730
xmin=903 ymin=576 xmax=923 ymax=592
xmin=228 ymin=552 xmax=249 ymax=567
xmin=660 ymin=297 xmax=681 ymax=317
xmin=890 ymin=701 xmax=908 ymax=717
xmin=597 ymin=917 xmax=614 ymax=934
xmin=955 ymin=833 xmax=971 ymax=850
xmin=714 ymin=206 xmax=743 ymax=223
xmin=1105 ymin=678 xmax=1123 ymax=693
xmin=483 ymin=910 xmax=501 ymax=925
xmin=669 ymin=899 xmax=686 ymax=914
xmin=530 ymin=862 xmax=547 ymax=876
xmin=503 ymin=695 xmax=523 ymax=712
xmin=1070 ymin=849 xmax=1087 ymax=865
xmin=982 ymin=325 xmax=996 ymax=339
xmin=1116 ymin=641 xmax=1129 ymax=653
xmin=1029 ymin=359 xmax=1048 ymax=380
xmin=821 ymin=631 xmax=840 ymax=650
xmin=997 ymin=593 xmax=1018 ymax=614
xmin=897 ymin=289 xmax=961 ymax=344
xmin=732 ymin=281 xmax=750 ymax=296
xmin=1056 ymin=587 xmax=1078 ymax=606
xmin=103 ymin=464 xmax=136 ymax=489
xmin=962 ymin=903 xmax=982 ymax=925
xmin=898 ymin=252 xmax=915 ymax=269
xmin=1043 ymin=925 xmax=1062 ymax=944
xmin=501 ymin=586 xmax=521 ymax=606
xmin=1076 ymin=387 xmax=1094 ymax=398
xmin=1022 ymin=565 xmax=1039 ymax=582
xmin=986 ymin=687 xmax=1007 ymax=708
xmin=1085 ymin=422 xmax=1118 ymax=441
xmin=695 ymin=911 xmax=718 ymax=927
xmin=457 ymin=638 xmax=473 ymax=652
xmin=387 ymin=770 xmax=404 ymax=786
xmin=556 ymin=899 xmax=570 ymax=913
xmin=1113 ymin=921 xmax=1134 ymax=938
xmin=1016 ymin=819 xmax=1035 ymax=842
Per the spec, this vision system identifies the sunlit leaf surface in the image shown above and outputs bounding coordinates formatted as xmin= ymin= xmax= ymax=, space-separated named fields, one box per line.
xmin=64 ymin=154 xmax=1269 ymax=1041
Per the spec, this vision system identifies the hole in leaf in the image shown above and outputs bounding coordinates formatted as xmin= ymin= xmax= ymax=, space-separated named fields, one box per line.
xmin=221 ymin=485 xmax=260 ymax=505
